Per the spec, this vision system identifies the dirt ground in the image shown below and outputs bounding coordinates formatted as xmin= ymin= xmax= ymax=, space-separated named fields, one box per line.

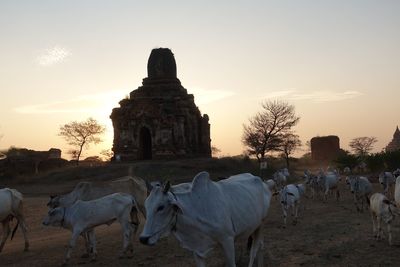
xmin=1 ymin=180 xmax=400 ymax=266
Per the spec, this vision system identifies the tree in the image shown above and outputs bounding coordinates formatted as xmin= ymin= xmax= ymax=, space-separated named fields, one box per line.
xmin=349 ymin=136 xmax=377 ymax=157
xmin=59 ymin=118 xmax=106 ymax=164
xmin=242 ymin=100 xmax=300 ymax=162
xmin=100 ymin=149 xmax=114 ymax=161
xmin=278 ymin=133 xmax=302 ymax=168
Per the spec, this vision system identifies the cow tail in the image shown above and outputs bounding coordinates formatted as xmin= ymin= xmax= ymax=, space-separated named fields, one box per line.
xmin=11 ymin=220 xmax=19 ymax=240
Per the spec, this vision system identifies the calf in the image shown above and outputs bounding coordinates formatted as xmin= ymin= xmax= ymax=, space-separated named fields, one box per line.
xmin=0 ymin=188 xmax=29 ymax=253
xmin=348 ymin=176 xmax=372 ymax=212
xmin=369 ymin=193 xmax=400 ymax=245
xmin=43 ymin=193 xmax=139 ymax=265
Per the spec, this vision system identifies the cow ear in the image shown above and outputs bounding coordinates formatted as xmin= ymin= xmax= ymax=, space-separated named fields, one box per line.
xmin=145 ymin=180 xmax=153 ymax=195
xmin=383 ymin=199 xmax=391 ymax=205
xmin=163 ymin=181 xmax=171 ymax=193
xmin=170 ymin=199 xmax=183 ymax=214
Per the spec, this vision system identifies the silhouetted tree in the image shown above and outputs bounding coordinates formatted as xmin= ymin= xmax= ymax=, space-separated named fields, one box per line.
xmin=59 ymin=118 xmax=105 ymax=164
xmin=242 ymin=100 xmax=300 ymax=162
xmin=211 ymin=146 xmax=221 ymax=157
xmin=100 ymin=149 xmax=113 ymax=161
xmin=349 ymin=137 xmax=377 ymax=157
xmin=278 ymin=133 xmax=302 ymax=168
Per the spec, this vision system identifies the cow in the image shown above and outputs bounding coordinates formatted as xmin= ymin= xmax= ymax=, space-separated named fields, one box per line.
xmin=317 ymin=170 xmax=340 ymax=202
xmin=139 ymin=172 xmax=272 ymax=267
xmin=265 ymin=179 xmax=277 ymax=192
xmin=395 ymin=176 xmax=400 ymax=206
xmin=273 ymin=170 xmax=287 ymax=190
xmin=369 ymin=193 xmax=400 ymax=245
xmin=47 ymin=176 xmax=147 ymax=218
xmin=348 ymin=176 xmax=372 ymax=212
xmin=0 ymin=188 xmax=29 ymax=253
xmin=274 ymin=184 xmax=301 ymax=226
xmin=43 ymin=193 xmax=139 ymax=265
xmin=379 ymin=172 xmax=395 ymax=198
xmin=304 ymin=171 xmax=322 ymax=199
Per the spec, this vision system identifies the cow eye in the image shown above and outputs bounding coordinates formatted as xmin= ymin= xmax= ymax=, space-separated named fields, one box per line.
xmin=157 ymin=205 xmax=165 ymax=212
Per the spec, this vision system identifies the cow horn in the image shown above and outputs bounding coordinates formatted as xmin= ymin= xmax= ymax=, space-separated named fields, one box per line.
xmin=163 ymin=181 xmax=171 ymax=193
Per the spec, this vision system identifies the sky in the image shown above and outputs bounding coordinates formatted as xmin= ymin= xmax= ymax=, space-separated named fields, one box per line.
xmin=0 ymin=1 xmax=399 ymax=159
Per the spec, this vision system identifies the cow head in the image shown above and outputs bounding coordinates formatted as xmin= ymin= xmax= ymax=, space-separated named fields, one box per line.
xmin=42 ymin=207 xmax=65 ymax=227
xmin=47 ymin=195 xmax=61 ymax=208
xmin=139 ymin=181 xmax=182 ymax=246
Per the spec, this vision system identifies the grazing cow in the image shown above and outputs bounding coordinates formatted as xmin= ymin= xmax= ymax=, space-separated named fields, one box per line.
xmin=369 ymin=193 xmax=400 ymax=245
xmin=317 ymin=170 xmax=340 ymax=202
xmin=348 ymin=176 xmax=372 ymax=212
xmin=139 ymin=172 xmax=271 ymax=267
xmin=43 ymin=193 xmax=139 ymax=265
xmin=47 ymin=176 xmax=147 ymax=218
xmin=0 ymin=188 xmax=29 ymax=253
xmin=379 ymin=172 xmax=395 ymax=198
xmin=275 ymin=184 xmax=301 ymax=226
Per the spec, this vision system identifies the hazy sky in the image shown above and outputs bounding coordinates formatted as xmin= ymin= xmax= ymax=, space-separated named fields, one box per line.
xmin=0 ymin=1 xmax=399 ymax=159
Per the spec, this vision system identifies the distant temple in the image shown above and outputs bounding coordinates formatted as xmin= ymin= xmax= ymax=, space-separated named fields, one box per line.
xmin=386 ymin=126 xmax=400 ymax=152
xmin=311 ymin=135 xmax=341 ymax=161
xmin=110 ymin=48 xmax=211 ymax=161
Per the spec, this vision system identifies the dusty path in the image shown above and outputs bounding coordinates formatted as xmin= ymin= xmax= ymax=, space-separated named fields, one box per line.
xmin=1 ymin=182 xmax=400 ymax=266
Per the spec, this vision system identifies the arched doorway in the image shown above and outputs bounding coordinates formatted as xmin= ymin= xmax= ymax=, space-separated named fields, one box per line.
xmin=138 ymin=127 xmax=152 ymax=160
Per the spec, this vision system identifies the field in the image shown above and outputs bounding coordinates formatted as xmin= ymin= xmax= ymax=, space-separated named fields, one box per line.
xmin=1 ymin=160 xmax=399 ymax=266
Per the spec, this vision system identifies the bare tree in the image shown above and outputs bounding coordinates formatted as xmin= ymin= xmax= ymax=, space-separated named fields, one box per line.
xmin=279 ymin=133 xmax=302 ymax=168
xmin=211 ymin=146 xmax=221 ymax=157
xmin=100 ymin=149 xmax=114 ymax=161
xmin=242 ymin=100 xmax=300 ymax=162
xmin=349 ymin=136 xmax=377 ymax=157
xmin=59 ymin=118 xmax=106 ymax=164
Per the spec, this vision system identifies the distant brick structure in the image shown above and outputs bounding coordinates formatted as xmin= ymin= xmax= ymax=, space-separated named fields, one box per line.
xmin=386 ymin=126 xmax=400 ymax=152
xmin=311 ymin=135 xmax=341 ymax=161
xmin=110 ymin=48 xmax=211 ymax=161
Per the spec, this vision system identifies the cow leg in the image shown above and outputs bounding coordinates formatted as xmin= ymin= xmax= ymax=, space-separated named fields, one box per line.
xmin=293 ymin=202 xmax=299 ymax=225
xmin=376 ymin=216 xmax=383 ymax=240
xmin=80 ymin=232 xmax=90 ymax=258
xmin=17 ymin=215 xmax=29 ymax=252
xmin=193 ymin=253 xmax=206 ymax=267
xmin=119 ymin=221 xmax=132 ymax=258
xmin=370 ymin=213 xmax=376 ymax=238
xmin=387 ymin=222 xmax=392 ymax=246
xmin=87 ymin=230 xmax=97 ymax=261
xmin=64 ymin=229 xmax=81 ymax=266
xmin=282 ymin=206 xmax=287 ymax=227
xmin=248 ymin=226 xmax=264 ymax=267
xmin=220 ymin=237 xmax=236 ymax=267
xmin=0 ymin=221 xmax=11 ymax=253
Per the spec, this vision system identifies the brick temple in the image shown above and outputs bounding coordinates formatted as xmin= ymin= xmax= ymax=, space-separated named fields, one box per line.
xmin=110 ymin=48 xmax=211 ymax=161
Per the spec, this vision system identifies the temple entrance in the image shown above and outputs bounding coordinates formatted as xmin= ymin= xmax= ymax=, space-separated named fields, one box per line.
xmin=138 ymin=127 xmax=152 ymax=160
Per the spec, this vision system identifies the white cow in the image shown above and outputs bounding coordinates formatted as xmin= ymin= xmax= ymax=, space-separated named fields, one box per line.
xmin=369 ymin=193 xmax=400 ymax=245
xmin=304 ymin=171 xmax=322 ymax=199
xmin=275 ymin=184 xmax=301 ymax=226
xmin=273 ymin=170 xmax=287 ymax=190
xmin=43 ymin=193 xmax=139 ymax=265
xmin=394 ymin=176 xmax=400 ymax=206
xmin=265 ymin=179 xmax=277 ymax=192
xmin=317 ymin=170 xmax=340 ymax=202
xmin=348 ymin=176 xmax=372 ymax=212
xmin=139 ymin=172 xmax=271 ymax=267
xmin=0 ymin=188 xmax=29 ymax=253
xmin=379 ymin=172 xmax=395 ymax=198
xmin=47 ymin=176 xmax=147 ymax=217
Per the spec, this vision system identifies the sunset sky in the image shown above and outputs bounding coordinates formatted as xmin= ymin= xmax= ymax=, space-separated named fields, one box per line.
xmin=0 ymin=1 xmax=399 ymax=159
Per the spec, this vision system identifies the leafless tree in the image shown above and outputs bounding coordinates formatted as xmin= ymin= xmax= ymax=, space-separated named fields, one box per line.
xmin=278 ymin=133 xmax=302 ymax=168
xmin=242 ymin=100 xmax=300 ymax=162
xmin=100 ymin=149 xmax=114 ymax=161
xmin=349 ymin=136 xmax=377 ymax=157
xmin=211 ymin=146 xmax=221 ymax=157
xmin=59 ymin=118 xmax=106 ymax=164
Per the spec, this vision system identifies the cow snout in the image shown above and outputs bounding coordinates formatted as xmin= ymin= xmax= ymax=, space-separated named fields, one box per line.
xmin=139 ymin=236 xmax=150 ymax=245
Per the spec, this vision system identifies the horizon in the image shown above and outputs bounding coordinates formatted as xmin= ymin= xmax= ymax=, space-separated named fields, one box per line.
xmin=1 ymin=1 xmax=399 ymax=159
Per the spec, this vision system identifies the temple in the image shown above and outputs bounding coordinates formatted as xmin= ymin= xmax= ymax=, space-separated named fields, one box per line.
xmin=110 ymin=48 xmax=211 ymax=161
xmin=386 ymin=126 xmax=400 ymax=152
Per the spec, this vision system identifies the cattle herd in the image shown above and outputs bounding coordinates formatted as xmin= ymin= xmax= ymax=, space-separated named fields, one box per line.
xmin=1 ymin=166 xmax=400 ymax=267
